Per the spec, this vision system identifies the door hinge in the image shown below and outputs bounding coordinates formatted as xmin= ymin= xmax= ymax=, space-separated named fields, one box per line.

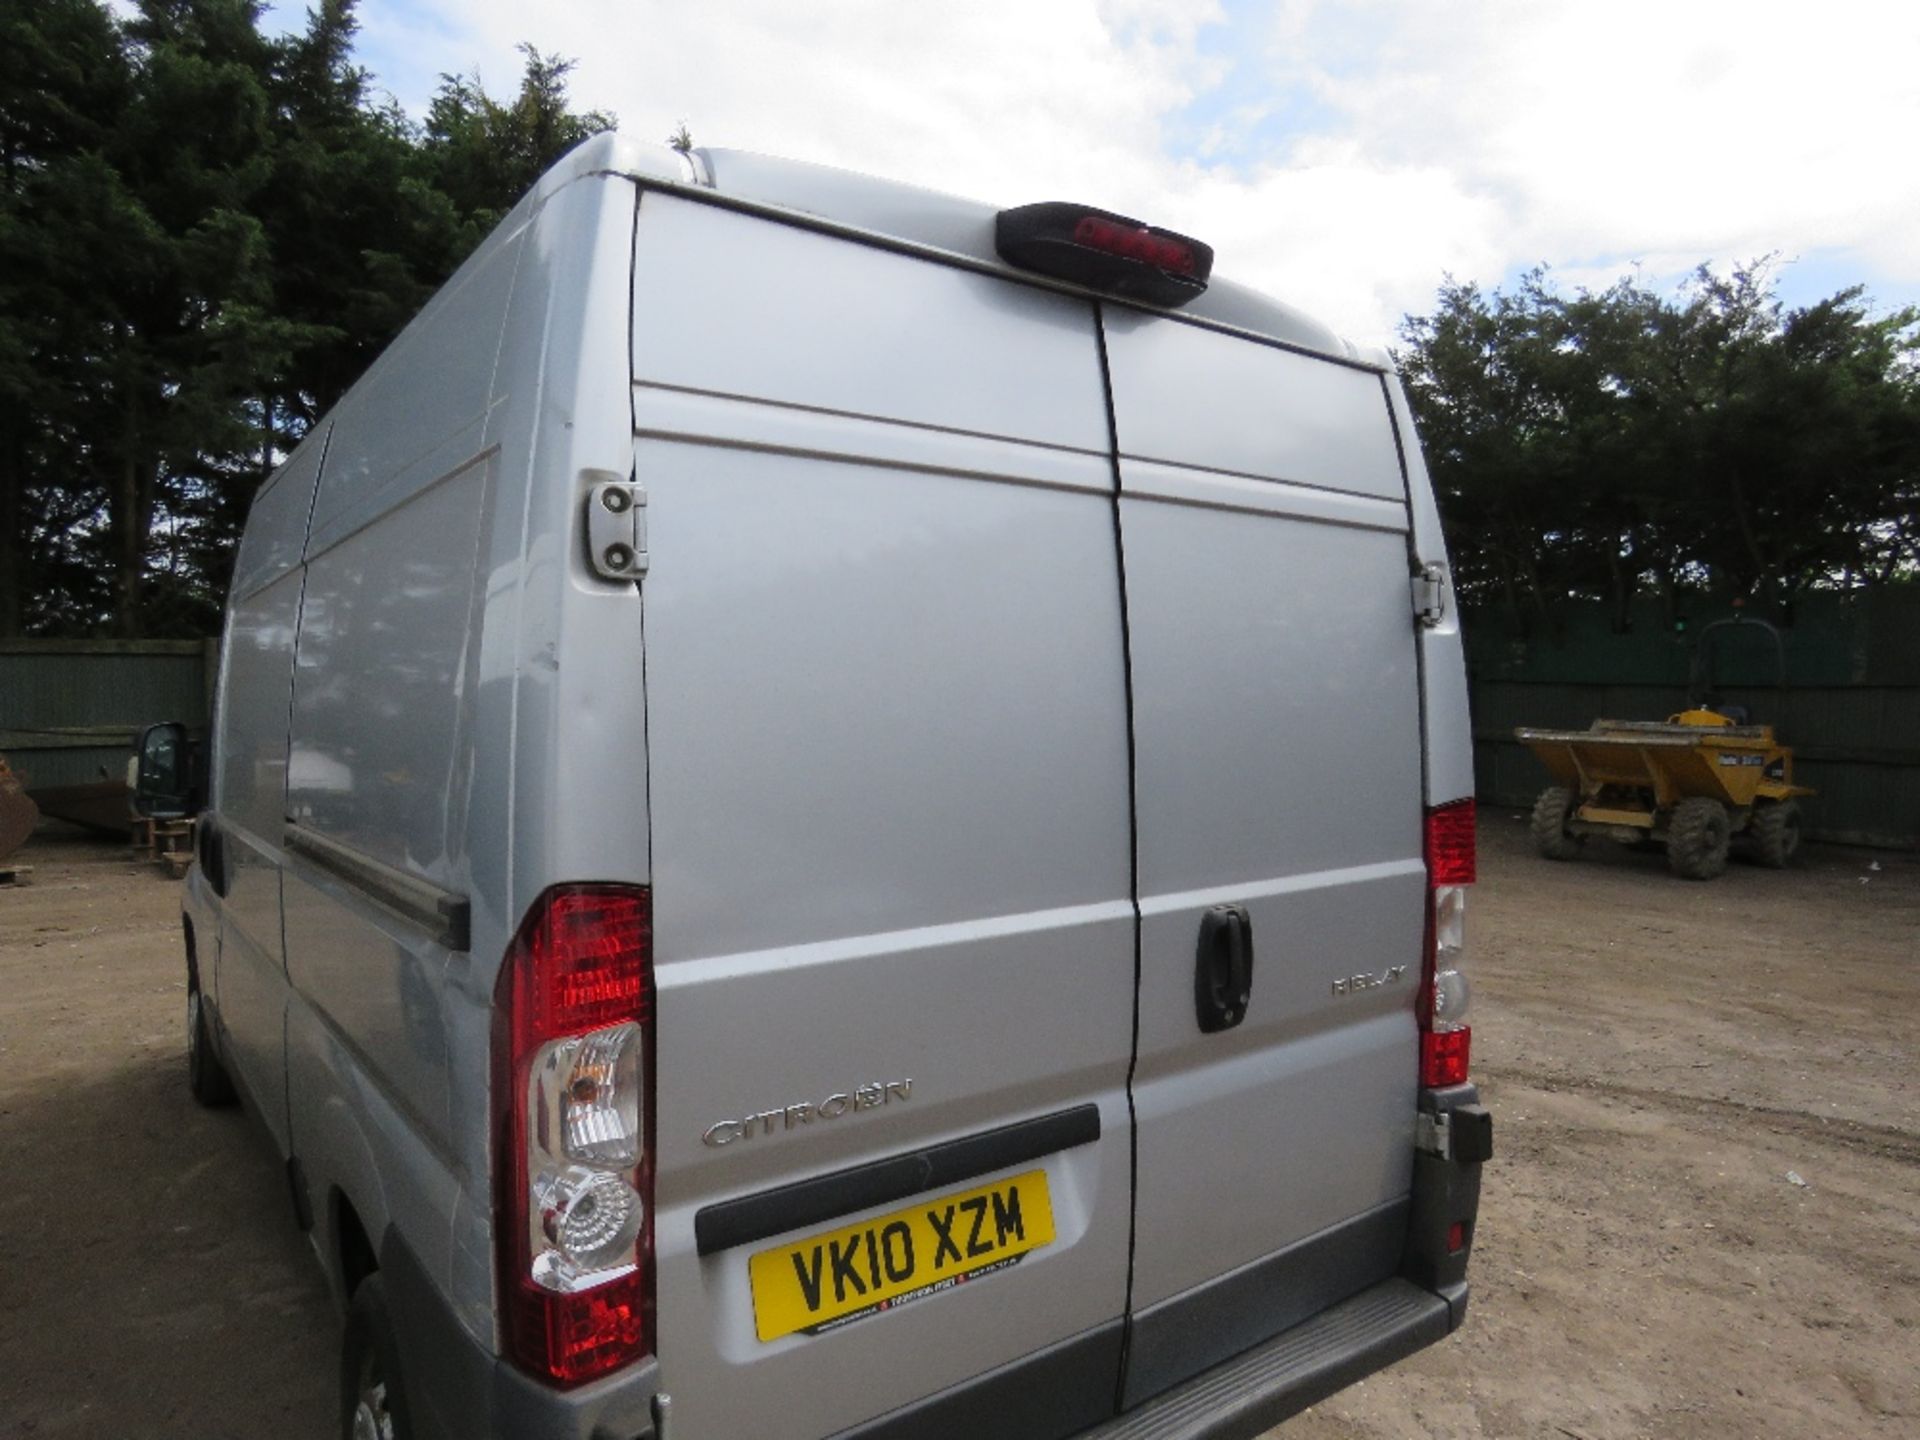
xmin=1412 ymin=565 xmax=1446 ymax=627
xmin=588 ymin=480 xmax=648 ymax=580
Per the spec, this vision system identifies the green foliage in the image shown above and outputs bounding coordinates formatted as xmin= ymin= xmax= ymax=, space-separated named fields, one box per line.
xmin=1399 ymin=265 xmax=1920 ymax=628
xmin=425 ymin=45 xmax=616 ymax=234
xmin=0 ymin=0 xmax=617 ymax=637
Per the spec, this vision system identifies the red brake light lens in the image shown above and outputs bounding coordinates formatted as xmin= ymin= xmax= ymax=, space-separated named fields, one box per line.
xmin=507 ymin=887 xmax=652 ymax=1049
xmin=1071 ymin=215 xmax=1197 ymax=275
xmin=495 ymin=884 xmax=654 ymax=1387
xmin=1424 ymin=799 xmax=1476 ymax=886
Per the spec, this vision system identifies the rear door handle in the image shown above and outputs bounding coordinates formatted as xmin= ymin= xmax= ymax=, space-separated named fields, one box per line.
xmin=1195 ymin=904 xmax=1254 ymax=1033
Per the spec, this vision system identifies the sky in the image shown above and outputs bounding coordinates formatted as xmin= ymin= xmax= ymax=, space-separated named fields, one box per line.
xmin=272 ymin=0 xmax=1920 ymax=347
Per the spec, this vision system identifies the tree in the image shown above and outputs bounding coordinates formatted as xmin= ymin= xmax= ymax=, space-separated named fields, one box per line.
xmin=0 ymin=1 xmax=617 ymax=637
xmin=0 ymin=0 xmax=130 ymax=632
xmin=423 ymin=45 xmax=615 ymax=236
xmin=1398 ymin=265 xmax=1920 ymax=627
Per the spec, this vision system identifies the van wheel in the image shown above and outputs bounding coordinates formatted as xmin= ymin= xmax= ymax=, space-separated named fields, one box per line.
xmin=342 ymin=1274 xmax=411 ymax=1440
xmin=1529 ymin=787 xmax=1583 ymax=860
xmin=1750 ymin=799 xmax=1803 ymax=869
xmin=187 ymin=974 xmax=236 ymax=1107
xmin=1667 ymin=797 xmax=1731 ymax=880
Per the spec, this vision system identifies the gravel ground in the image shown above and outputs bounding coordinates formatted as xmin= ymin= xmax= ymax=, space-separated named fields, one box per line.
xmin=1 ymin=816 xmax=1914 ymax=1439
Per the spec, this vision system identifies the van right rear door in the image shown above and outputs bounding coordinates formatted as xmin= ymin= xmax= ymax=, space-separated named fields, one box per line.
xmin=1103 ymin=308 xmax=1429 ymax=1405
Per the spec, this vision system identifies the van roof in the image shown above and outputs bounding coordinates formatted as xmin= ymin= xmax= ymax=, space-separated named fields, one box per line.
xmin=534 ymin=133 xmax=1381 ymax=368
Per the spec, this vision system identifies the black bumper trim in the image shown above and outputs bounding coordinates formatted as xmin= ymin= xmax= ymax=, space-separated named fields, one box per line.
xmin=694 ymin=1103 xmax=1102 ymax=1256
xmin=1077 ymin=1279 xmax=1451 ymax=1440
xmin=1121 ymin=1199 xmax=1409 ymax=1408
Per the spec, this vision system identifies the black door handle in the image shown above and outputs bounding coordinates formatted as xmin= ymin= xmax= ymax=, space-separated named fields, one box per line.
xmin=1195 ymin=904 xmax=1254 ymax=1033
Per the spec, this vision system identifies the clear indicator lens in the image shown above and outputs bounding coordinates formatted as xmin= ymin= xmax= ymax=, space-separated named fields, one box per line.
xmin=1434 ymin=885 xmax=1466 ymax=958
xmin=524 ymin=1020 xmax=646 ymax=1293
xmin=531 ymin=1022 xmax=642 ymax=1167
xmin=535 ymin=1166 xmax=643 ymax=1290
xmin=1432 ymin=966 xmax=1470 ymax=1030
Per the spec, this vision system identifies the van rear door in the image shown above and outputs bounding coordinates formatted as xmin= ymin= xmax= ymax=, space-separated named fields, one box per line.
xmin=631 ymin=195 xmax=1137 ymax=1439
xmin=1103 ymin=309 xmax=1427 ymax=1404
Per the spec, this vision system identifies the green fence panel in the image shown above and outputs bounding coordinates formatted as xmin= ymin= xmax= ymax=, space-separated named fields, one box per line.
xmin=0 ymin=640 xmax=214 ymax=792
xmin=1465 ymin=592 xmax=1919 ymax=850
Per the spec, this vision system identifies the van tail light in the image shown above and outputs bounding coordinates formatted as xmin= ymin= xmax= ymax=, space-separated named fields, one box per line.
xmin=1419 ymin=800 xmax=1474 ymax=1088
xmin=494 ymin=885 xmax=654 ymax=1386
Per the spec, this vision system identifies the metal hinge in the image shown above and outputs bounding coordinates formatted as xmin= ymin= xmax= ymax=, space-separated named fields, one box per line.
xmin=1412 ymin=564 xmax=1446 ymax=627
xmin=587 ymin=479 xmax=648 ymax=580
xmin=1416 ymin=1109 xmax=1453 ymax=1157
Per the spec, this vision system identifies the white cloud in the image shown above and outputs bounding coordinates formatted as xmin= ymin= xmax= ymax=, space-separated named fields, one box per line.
xmin=368 ymin=0 xmax=1920 ymax=344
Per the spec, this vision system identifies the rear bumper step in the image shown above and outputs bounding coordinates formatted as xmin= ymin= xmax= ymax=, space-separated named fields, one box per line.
xmin=1073 ymin=1279 xmax=1452 ymax=1440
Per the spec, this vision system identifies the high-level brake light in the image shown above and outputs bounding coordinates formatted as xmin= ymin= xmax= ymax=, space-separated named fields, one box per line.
xmin=1070 ymin=215 xmax=1198 ymax=275
xmin=494 ymin=885 xmax=655 ymax=1386
xmin=995 ymin=202 xmax=1214 ymax=306
xmin=1420 ymin=800 xmax=1475 ymax=1088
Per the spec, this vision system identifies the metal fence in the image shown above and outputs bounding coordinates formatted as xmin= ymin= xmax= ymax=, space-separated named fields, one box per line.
xmin=1466 ymin=592 xmax=1920 ymax=850
xmin=0 ymin=640 xmax=215 ymax=793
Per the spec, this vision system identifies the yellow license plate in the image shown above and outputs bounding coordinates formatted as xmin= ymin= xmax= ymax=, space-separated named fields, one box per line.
xmin=748 ymin=1170 xmax=1056 ymax=1341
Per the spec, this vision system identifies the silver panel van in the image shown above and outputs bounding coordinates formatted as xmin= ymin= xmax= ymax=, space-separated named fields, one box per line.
xmin=158 ymin=135 xmax=1490 ymax=1440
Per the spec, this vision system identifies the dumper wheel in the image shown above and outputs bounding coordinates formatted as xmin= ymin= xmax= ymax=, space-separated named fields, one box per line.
xmin=1530 ymin=786 xmax=1583 ymax=860
xmin=1750 ymin=799 xmax=1803 ymax=869
xmin=1667 ymin=797 xmax=1731 ymax=880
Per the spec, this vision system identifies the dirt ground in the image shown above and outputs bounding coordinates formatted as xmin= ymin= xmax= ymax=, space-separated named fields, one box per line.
xmin=1 ymin=816 xmax=1914 ymax=1439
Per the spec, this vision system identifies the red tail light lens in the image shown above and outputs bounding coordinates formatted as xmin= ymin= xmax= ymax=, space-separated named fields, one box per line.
xmin=1424 ymin=798 xmax=1476 ymax=885
xmin=495 ymin=885 xmax=654 ymax=1386
xmin=1420 ymin=1027 xmax=1471 ymax=1089
xmin=1419 ymin=802 xmax=1474 ymax=1089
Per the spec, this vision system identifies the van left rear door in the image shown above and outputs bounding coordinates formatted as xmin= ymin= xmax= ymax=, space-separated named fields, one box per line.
xmin=631 ymin=193 xmax=1137 ymax=1440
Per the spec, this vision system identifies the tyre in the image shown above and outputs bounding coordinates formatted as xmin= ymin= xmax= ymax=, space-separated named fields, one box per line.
xmin=1529 ymin=786 xmax=1583 ymax=860
xmin=187 ymin=970 xmax=237 ymax=1107
xmin=1666 ymin=797 xmax=1731 ymax=880
xmin=342 ymin=1274 xmax=412 ymax=1440
xmin=1750 ymin=799 xmax=1803 ymax=869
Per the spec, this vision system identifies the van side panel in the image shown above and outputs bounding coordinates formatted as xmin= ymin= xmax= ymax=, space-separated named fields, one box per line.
xmin=1104 ymin=310 xmax=1425 ymax=1404
xmin=211 ymin=434 xmax=326 ymax=1153
xmin=283 ymin=464 xmax=490 ymax=1140
xmin=278 ymin=219 xmax=528 ymax=1361
xmin=631 ymin=196 xmax=1136 ymax=1440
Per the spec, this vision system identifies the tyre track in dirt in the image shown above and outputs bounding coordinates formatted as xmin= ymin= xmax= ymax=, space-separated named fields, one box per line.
xmin=1478 ymin=1062 xmax=1920 ymax=1167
